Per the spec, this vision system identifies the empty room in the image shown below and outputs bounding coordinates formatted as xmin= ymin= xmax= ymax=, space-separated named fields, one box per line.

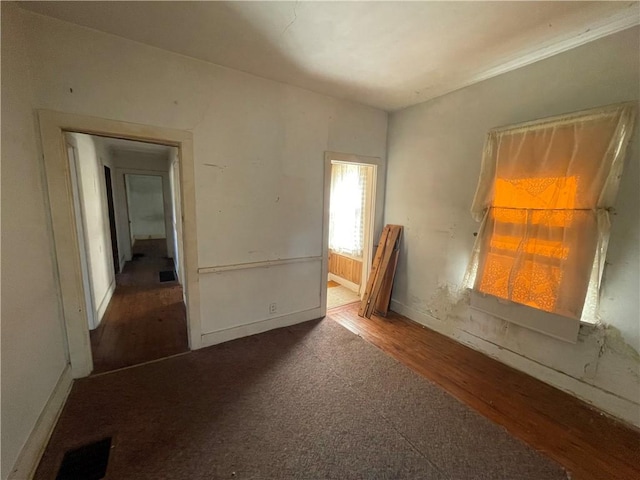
xmin=1 ymin=2 xmax=639 ymax=480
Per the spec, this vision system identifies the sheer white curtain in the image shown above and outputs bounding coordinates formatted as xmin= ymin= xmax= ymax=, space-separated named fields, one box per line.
xmin=464 ymin=102 xmax=636 ymax=322
xmin=329 ymin=163 xmax=367 ymax=258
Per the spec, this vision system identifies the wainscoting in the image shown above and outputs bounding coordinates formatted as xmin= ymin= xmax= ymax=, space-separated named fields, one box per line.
xmin=329 ymin=251 xmax=362 ymax=286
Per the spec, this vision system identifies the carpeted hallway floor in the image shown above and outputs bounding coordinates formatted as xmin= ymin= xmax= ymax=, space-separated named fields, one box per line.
xmin=35 ymin=316 xmax=567 ymax=480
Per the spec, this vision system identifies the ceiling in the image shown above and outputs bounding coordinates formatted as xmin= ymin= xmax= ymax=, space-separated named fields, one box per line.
xmin=21 ymin=1 xmax=639 ymax=111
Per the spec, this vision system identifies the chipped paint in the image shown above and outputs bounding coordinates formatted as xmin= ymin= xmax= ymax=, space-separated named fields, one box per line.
xmin=603 ymin=325 xmax=640 ymax=362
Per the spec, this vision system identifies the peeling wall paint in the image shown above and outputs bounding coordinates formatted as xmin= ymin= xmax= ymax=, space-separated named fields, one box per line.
xmin=386 ymin=27 xmax=640 ymax=426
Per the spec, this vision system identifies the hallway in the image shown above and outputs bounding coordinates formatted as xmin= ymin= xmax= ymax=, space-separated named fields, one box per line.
xmin=90 ymin=239 xmax=189 ymax=374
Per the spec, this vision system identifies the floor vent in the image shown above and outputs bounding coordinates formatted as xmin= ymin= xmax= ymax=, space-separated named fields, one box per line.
xmin=159 ymin=270 xmax=177 ymax=283
xmin=132 ymin=253 xmax=145 ymax=260
xmin=56 ymin=437 xmax=112 ymax=480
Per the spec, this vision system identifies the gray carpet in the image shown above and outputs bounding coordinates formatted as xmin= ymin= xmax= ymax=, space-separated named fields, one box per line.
xmin=35 ymin=317 xmax=568 ymax=479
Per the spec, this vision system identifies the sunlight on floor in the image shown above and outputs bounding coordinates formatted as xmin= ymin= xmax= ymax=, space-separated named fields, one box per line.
xmin=327 ymin=282 xmax=360 ymax=310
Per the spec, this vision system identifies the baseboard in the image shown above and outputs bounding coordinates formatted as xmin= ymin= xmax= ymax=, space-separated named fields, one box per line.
xmin=328 ymin=273 xmax=360 ymax=294
xmin=8 ymin=365 xmax=73 ymax=480
xmin=390 ymin=299 xmax=640 ymax=428
xmin=201 ymin=307 xmax=324 ymax=348
xmin=96 ymin=278 xmax=116 ymax=326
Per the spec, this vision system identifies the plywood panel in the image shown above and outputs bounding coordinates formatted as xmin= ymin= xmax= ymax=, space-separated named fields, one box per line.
xmin=329 ymin=251 xmax=362 ymax=285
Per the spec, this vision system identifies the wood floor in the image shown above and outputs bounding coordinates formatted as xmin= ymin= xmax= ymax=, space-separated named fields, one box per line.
xmin=329 ymin=302 xmax=640 ymax=480
xmin=90 ymin=239 xmax=189 ymax=374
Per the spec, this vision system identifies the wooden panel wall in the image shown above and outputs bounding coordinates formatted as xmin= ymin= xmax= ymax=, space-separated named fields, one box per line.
xmin=329 ymin=251 xmax=362 ymax=285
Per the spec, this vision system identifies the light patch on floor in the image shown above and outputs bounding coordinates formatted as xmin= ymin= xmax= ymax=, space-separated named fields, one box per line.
xmin=327 ymin=283 xmax=360 ymax=310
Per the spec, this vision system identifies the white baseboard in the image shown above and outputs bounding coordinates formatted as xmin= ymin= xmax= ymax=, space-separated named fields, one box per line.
xmin=8 ymin=365 xmax=73 ymax=480
xmin=328 ymin=273 xmax=360 ymax=294
xmin=390 ymin=298 xmax=640 ymax=428
xmin=96 ymin=278 xmax=116 ymax=326
xmin=201 ymin=307 xmax=323 ymax=348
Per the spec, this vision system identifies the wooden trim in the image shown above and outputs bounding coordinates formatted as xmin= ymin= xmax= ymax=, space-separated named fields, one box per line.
xmin=95 ymin=277 xmax=116 ymax=327
xmin=328 ymin=273 xmax=360 ymax=294
xmin=325 ymin=151 xmax=381 ymax=165
xmin=198 ymin=256 xmax=322 ymax=274
xmin=201 ymin=306 xmax=324 ymax=347
xmin=38 ymin=109 xmax=202 ymax=377
xmin=8 ymin=366 xmax=73 ymax=480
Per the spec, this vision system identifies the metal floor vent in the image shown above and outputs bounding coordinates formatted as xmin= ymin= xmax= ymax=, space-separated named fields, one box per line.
xmin=159 ymin=270 xmax=176 ymax=283
xmin=56 ymin=437 xmax=112 ymax=480
xmin=132 ymin=253 xmax=145 ymax=260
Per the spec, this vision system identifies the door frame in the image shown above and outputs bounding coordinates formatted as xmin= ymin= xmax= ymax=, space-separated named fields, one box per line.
xmin=322 ymin=151 xmax=380 ymax=314
xmin=65 ymin=141 xmax=98 ymax=330
xmin=39 ymin=110 xmax=201 ymax=378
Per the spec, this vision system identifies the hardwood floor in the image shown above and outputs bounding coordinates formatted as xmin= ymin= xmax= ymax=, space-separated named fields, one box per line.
xmin=90 ymin=239 xmax=189 ymax=374
xmin=329 ymin=302 xmax=640 ymax=480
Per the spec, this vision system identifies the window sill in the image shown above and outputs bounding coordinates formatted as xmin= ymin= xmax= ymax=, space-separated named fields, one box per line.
xmin=469 ymin=290 xmax=580 ymax=344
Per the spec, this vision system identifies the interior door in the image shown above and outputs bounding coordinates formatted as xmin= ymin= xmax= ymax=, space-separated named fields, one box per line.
xmin=104 ymin=165 xmax=120 ymax=274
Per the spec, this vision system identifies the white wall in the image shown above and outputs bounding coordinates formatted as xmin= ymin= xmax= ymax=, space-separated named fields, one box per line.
xmin=126 ymin=174 xmax=166 ymax=240
xmin=1 ymin=7 xmax=387 ymax=476
xmin=16 ymin=7 xmax=387 ymax=345
xmin=385 ymin=26 xmax=640 ymax=426
xmin=0 ymin=4 xmax=69 ymax=478
xmin=66 ymin=133 xmax=116 ymax=327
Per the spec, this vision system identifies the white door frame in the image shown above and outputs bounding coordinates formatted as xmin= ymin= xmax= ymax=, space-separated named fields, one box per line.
xmin=322 ymin=151 xmax=380 ymax=315
xmin=39 ymin=110 xmax=202 ymax=378
xmin=65 ymin=141 xmax=98 ymax=330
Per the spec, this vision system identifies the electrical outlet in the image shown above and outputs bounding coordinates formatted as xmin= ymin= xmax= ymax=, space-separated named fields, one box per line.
xmin=269 ymin=303 xmax=277 ymax=314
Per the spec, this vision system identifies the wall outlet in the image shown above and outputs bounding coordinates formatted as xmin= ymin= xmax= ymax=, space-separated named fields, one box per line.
xmin=269 ymin=303 xmax=277 ymax=314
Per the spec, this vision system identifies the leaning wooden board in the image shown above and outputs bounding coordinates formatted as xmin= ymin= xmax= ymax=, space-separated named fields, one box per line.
xmin=359 ymin=225 xmax=403 ymax=318
xmin=365 ymin=226 xmax=402 ymax=318
xmin=374 ymin=248 xmax=399 ymax=317
xmin=358 ymin=226 xmax=391 ymax=317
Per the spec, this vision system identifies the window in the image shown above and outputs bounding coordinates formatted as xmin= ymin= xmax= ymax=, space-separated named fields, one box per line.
xmin=329 ymin=163 xmax=368 ymax=258
xmin=464 ymin=103 xmax=636 ymax=341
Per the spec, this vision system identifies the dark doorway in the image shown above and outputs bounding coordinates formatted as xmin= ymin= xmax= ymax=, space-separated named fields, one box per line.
xmin=104 ymin=166 xmax=119 ymax=274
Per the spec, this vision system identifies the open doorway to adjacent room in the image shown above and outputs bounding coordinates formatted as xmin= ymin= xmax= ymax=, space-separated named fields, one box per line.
xmin=65 ymin=133 xmax=188 ymax=374
xmin=326 ymin=159 xmax=376 ymax=310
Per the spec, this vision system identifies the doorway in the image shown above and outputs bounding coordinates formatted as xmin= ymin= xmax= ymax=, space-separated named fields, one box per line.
xmin=40 ymin=110 xmax=201 ymax=378
xmin=325 ymin=157 xmax=377 ymax=310
xmin=124 ymin=173 xmax=166 ymax=247
xmin=65 ymin=132 xmax=188 ymax=374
